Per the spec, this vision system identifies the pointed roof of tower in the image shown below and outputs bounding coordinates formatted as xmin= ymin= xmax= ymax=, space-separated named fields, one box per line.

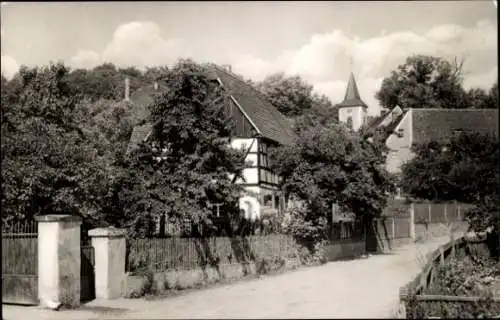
xmin=337 ymin=73 xmax=368 ymax=109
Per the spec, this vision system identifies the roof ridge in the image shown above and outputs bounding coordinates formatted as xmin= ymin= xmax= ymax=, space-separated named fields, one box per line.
xmin=210 ymin=64 xmax=268 ymax=99
xmin=211 ymin=65 xmax=297 ymax=138
xmin=411 ymin=108 xmax=498 ymax=111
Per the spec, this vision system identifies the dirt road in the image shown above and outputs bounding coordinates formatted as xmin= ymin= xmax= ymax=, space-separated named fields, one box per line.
xmin=2 ymin=236 xmax=454 ymax=319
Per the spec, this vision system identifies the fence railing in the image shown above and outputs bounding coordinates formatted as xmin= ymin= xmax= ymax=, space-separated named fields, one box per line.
xmin=2 ymin=220 xmax=38 ymax=236
xmin=126 ymin=234 xmax=299 ymax=273
xmin=375 ymin=217 xmax=411 ymax=240
xmin=399 ymin=235 xmax=500 ymax=318
xmin=412 ymin=202 xmax=474 ymax=224
xmin=329 ymin=220 xmax=364 ymax=241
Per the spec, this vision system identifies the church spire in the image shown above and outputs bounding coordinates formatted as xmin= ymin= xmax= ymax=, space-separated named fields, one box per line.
xmin=338 ymin=72 xmax=367 ymax=109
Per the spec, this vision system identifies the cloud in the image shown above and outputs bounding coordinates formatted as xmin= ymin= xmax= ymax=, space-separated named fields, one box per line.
xmin=70 ymin=19 xmax=497 ymax=116
xmin=463 ymin=66 xmax=498 ymax=90
xmin=1 ymin=55 xmax=19 ymax=79
xmin=230 ymin=19 xmax=497 ymax=116
xmin=101 ymin=21 xmax=191 ymax=68
xmin=69 ymin=21 xmax=192 ymax=70
xmin=70 ymin=50 xmax=101 ymax=69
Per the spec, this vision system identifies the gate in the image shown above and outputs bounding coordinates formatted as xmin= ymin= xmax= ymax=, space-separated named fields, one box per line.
xmin=1 ymin=221 xmax=38 ymax=305
xmin=80 ymin=241 xmax=96 ymax=302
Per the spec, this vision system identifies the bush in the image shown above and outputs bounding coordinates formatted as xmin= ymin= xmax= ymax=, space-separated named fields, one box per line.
xmin=407 ymin=251 xmax=500 ymax=318
xmin=281 ymin=204 xmax=327 ymax=248
xmin=126 ymin=268 xmax=157 ymax=298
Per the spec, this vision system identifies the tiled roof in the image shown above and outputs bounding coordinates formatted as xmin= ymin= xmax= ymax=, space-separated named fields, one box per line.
xmin=364 ymin=113 xmax=390 ymax=135
xmin=386 ymin=111 xmax=408 ymax=135
xmin=126 ymin=123 xmax=153 ymax=155
xmin=126 ymin=65 xmax=297 ymax=154
xmin=210 ymin=65 xmax=297 ymax=145
xmin=411 ymin=109 xmax=499 ymax=144
xmin=129 ymin=81 xmax=168 ymax=108
xmin=337 ymin=73 xmax=368 ymax=109
xmin=363 ymin=106 xmax=404 ymax=137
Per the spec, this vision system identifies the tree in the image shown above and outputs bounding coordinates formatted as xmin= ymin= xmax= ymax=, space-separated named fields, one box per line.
xmin=376 ymin=55 xmax=468 ymax=110
xmin=488 ymin=81 xmax=498 ymax=108
xmin=401 ymin=132 xmax=499 ymax=247
xmin=120 ymin=60 xmax=247 ymax=237
xmin=256 ymin=73 xmax=315 ymax=117
xmin=256 ymin=73 xmax=338 ymax=132
xmin=143 ymin=66 xmax=169 ymax=82
xmin=293 ymin=93 xmax=339 ymax=132
xmin=466 ymin=87 xmax=491 ymax=109
xmin=400 ymin=132 xmax=499 ymax=204
xmin=1 ymin=63 xmax=118 ymax=230
xmin=65 ymin=63 xmax=144 ymax=102
xmin=465 ymin=81 xmax=498 ymax=109
xmin=269 ymin=123 xmax=395 ymax=247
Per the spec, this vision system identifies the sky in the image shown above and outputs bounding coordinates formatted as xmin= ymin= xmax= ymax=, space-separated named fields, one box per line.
xmin=1 ymin=1 xmax=498 ymax=115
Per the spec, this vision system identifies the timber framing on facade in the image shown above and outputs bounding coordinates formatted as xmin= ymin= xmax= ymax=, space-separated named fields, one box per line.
xmin=126 ymin=64 xmax=297 ymax=217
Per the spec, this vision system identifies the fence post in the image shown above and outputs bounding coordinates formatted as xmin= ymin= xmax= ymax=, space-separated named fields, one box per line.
xmin=428 ymin=203 xmax=432 ymax=224
xmin=35 ymin=215 xmax=82 ymax=309
xmin=392 ymin=217 xmax=396 ymax=240
xmin=444 ymin=203 xmax=448 ymax=223
xmin=439 ymin=246 xmax=445 ymax=265
xmin=89 ymin=228 xmax=127 ymax=299
xmin=410 ymin=203 xmax=415 ymax=241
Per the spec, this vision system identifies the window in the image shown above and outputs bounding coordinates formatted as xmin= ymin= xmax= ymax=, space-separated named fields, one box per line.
xmin=346 ymin=117 xmax=353 ymax=129
xmin=260 ymin=143 xmax=267 ymax=153
xmin=260 ymin=154 xmax=268 ymax=167
xmin=263 ymin=195 xmax=273 ymax=207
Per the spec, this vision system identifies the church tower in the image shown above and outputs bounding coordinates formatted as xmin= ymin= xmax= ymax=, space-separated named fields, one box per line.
xmin=338 ymin=73 xmax=368 ymax=131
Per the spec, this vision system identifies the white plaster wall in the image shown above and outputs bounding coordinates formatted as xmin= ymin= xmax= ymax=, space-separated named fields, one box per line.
xmin=339 ymin=106 xmax=366 ymax=131
xmin=244 ymin=186 xmax=261 ymax=195
xmin=242 ymin=168 xmax=259 ymax=184
xmin=245 ymin=154 xmax=258 ymax=166
xmin=230 ymin=138 xmax=258 ymax=152
xmin=38 ymin=219 xmax=81 ymax=308
xmin=338 ymin=107 xmax=351 ymax=124
xmin=229 ymin=168 xmax=259 ymax=185
xmin=385 ymin=110 xmax=413 ymax=173
xmin=38 ymin=222 xmax=60 ymax=306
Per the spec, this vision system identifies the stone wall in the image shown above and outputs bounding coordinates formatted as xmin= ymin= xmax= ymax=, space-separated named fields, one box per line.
xmin=323 ymin=240 xmax=366 ymax=260
xmin=126 ymin=258 xmax=302 ymax=296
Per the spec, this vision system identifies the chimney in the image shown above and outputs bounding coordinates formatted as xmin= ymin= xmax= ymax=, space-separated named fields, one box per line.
xmin=154 ymin=81 xmax=158 ymax=91
xmin=124 ymin=77 xmax=130 ymax=101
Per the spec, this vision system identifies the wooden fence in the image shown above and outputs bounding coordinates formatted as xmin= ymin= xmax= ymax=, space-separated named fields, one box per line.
xmin=329 ymin=220 xmax=364 ymax=241
xmin=399 ymin=235 xmax=500 ymax=318
xmin=126 ymin=234 xmax=299 ymax=272
xmin=126 ymin=221 xmax=364 ymax=272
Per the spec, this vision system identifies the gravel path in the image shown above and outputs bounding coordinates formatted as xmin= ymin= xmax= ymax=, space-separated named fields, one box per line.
xmin=2 ymin=236 xmax=455 ymax=320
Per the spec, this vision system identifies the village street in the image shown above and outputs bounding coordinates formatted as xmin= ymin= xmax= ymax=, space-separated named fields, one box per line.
xmin=3 ymin=235 xmax=457 ymax=320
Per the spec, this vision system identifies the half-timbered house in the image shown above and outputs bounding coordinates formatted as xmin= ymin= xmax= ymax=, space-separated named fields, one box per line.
xmin=126 ymin=64 xmax=297 ymax=220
